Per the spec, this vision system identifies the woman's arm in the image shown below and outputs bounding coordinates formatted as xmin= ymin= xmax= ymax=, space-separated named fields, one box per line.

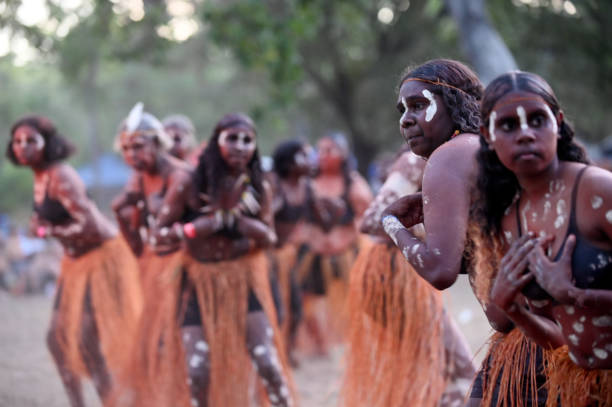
xmin=361 ymin=151 xmax=424 ymax=236
xmin=236 ymin=181 xmax=277 ymax=247
xmin=382 ymin=138 xmax=479 ymax=290
xmin=45 ymin=165 xmax=94 ymax=238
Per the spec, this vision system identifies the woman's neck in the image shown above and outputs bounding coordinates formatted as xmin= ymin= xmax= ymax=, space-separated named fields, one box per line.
xmin=516 ymin=158 xmax=562 ymax=199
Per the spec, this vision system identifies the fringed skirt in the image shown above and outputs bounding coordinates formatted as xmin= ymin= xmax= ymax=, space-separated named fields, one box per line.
xmin=121 ymin=250 xmax=296 ymax=407
xmin=340 ymin=240 xmax=447 ymax=407
xmin=471 ymin=329 xmax=549 ymax=407
xmin=545 ymin=346 xmax=612 ymax=407
xmin=52 ymin=237 xmax=143 ymax=378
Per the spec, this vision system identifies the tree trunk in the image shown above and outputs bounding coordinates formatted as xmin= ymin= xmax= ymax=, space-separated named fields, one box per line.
xmin=445 ymin=0 xmax=517 ymax=84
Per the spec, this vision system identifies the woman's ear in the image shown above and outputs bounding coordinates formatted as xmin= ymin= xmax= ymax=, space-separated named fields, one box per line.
xmin=480 ymin=125 xmax=494 ymax=149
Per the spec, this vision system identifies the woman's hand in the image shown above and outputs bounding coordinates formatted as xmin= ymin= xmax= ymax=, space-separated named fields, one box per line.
xmin=149 ymin=223 xmax=184 ymax=253
xmin=528 ymin=234 xmax=577 ymax=303
xmin=491 ymin=233 xmax=539 ymax=312
xmin=381 ymin=193 xmax=423 ymax=228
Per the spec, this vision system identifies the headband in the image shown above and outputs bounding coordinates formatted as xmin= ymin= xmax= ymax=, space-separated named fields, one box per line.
xmin=402 ymin=77 xmax=470 ymax=95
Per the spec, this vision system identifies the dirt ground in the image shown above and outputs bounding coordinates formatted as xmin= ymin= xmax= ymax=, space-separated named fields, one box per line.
xmin=0 ymin=275 xmax=491 ymax=407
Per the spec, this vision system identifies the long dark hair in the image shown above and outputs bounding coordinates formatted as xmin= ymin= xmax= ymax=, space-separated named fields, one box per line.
xmin=475 ymin=71 xmax=589 ymax=239
xmin=273 ymin=138 xmax=305 ymax=179
xmin=194 ymin=113 xmax=264 ymax=198
xmin=398 ymin=59 xmax=483 ymax=135
xmin=7 ymin=115 xmax=75 ymax=165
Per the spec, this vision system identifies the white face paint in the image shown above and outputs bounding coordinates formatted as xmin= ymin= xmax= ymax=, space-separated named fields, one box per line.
xmin=517 ymin=106 xmax=529 ymax=131
xmin=488 ymin=111 xmax=497 ymax=142
xmin=399 ymin=97 xmax=409 ymax=126
xmin=422 ymin=89 xmax=437 ymax=122
xmin=543 ymin=104 xmax=558 ymax=134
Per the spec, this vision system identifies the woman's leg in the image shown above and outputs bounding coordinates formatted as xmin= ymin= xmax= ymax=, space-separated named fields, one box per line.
xmin=301 ymin=294 xmax=328 ymax=356
xmin=246 ymin=311 xmax=292 ymax=407
xmin=439 ymin=311 xmax=477 ymax=406
xmin=181 ymin=325 xmax=210 ymax=407
xmin=46 ymin=311 xmax=85 ymax=407
xmin=79 ymin=308 xmax=112 ymax=403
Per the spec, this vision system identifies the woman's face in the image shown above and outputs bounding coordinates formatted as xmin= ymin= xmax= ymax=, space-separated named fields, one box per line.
xmin=484 ymin=91 xmax=560 ymax=177
xmin=11 ymin=125 xmax=45 ymax=167
xmin=292 ymin=147 xmax=310 ymax=176
xmin=165 ymin=125 xmax=193 ymax=160
xmin=397 ymin=80 xmax=454 ymax=158
xmin=317 ymin=138 xmax=345 ymax=173
xmin=217 ymin=126 xmax=256 ymax=171
xmin=120 ymin=132 xmax=160 ymax=171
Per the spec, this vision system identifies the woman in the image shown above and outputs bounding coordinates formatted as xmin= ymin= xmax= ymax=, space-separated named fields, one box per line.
xmin=112 ymin=103 xmax=194 ymax=285
xmin=138 ymin=113 xmax=294 ymax=407
xmin=474 ymin=71 xmax=611 ymax=406
xmin=380 ymin=59 xmax=544 ymax=406
xmin=297 ymin=133 xmax=372 ymax=352
xmin=7 ymin=115 xmax=142 ymax=406
xmin=343 ymin=147 xmax=475 ymax=407
xmin=162 ymin=113 xmax=198 ymax=163
xmin=271 ymin=138 xmax=333 ymax=365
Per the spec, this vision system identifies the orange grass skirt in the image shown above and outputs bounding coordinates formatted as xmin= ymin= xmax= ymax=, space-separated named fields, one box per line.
xmin=477 ymin=329 xmax=550 ymax=407
xmin=53 ymin=237 xmax=142 ymax=378
xmin=340 ymin=239 xmax=446 ymax=407
xmin=545 ymin=346 xmax=612 ymax=407
xmin=274 ymin=244 xmax=298 ymax=343
xmin=119 ymin=250 xmax=296 ymax=407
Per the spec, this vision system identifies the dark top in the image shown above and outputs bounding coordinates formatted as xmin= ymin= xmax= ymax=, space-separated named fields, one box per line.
xmin=275 ymin=180 xmax=315 ymax=224
xmin=334 ymin=174 xmax=355 ymax=226
xmin=520 ymin=166 xmax=612 ymax=301
xmin=33 ymin=192 xmax=72 ymax=225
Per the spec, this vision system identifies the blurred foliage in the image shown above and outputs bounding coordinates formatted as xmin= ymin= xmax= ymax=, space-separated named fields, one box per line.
xmin=0 ymin=0 xmax=611 ymax=217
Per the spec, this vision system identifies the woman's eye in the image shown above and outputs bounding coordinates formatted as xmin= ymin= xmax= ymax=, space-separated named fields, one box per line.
xmin=530 ymin=114 xmax=545 ymax=128
xmin=413 ymin=102 xmax=425 ymax=110
xmin=243 ymin=136 xmax=252 ymax=144
xmin=499 ymin=120 xmax=517 ymax=132
xmin=228 ymin=134 xmax=238 ymax=142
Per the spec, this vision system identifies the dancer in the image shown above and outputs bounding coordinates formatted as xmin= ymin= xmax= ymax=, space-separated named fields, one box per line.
xmin=271 ymin=138 xmax=333 ymax=365
xmin=7 ymin=115 xmax=142 ymax=406
xmin=162 ymin=114 xmax=198 ymax=163
xmin=474 ymin=71 xmax=611 ymax=406
xmin=296 ymin=133 xmax=372 ymax=352
xmin=137 ymin=113 xmax=294 ymax=407
xmin=379 ymin=59 xmax=545 ymax=406
xmin=112 ymin=103 xmax=194 ymax=283
xmin=343 ymin=147 xmax=475 ymax=407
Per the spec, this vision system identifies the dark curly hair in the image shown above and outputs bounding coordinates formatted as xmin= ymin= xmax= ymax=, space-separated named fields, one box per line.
xmin=7 ymin=115 xmax=75 ymax=165
xmin=474 ymin=71 xmax=589 ymax=240
xmin=398 ymin=59 xmax=483 ymax=135
xmin=273 ymin=138 xmax=305 ymax=179
xmin=194 ymin=113 xmax=264 ymax=198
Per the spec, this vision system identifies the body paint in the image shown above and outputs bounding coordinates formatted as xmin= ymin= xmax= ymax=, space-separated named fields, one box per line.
xmin=591 ymin=195 xmax=603 ymax=209
xmin=488 ymin=111 xmax=497 ymax=142
xmin=517 ymin=106 xmax=528 ymax=131
xmin=543 ymin=104 xmax=558 ymax=133
xmin=422 ymin=90 xmax=437 ymax=122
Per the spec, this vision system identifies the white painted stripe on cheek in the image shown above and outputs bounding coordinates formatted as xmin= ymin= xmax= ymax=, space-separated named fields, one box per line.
xmin=399 ymin=97 xmax=409 ymax=125
xmin=422 ymin=90 xmax=437 ymax=122
xmin=517 ymin=106 xmax=528 ymax=131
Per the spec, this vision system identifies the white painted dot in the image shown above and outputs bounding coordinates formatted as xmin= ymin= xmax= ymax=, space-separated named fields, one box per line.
xmin=530 ymin=299 xmax=550 ymax=308
xmin=253 ymin=345 xmax=266 ymax=356
xmin=183 ymin=333 xmax=191 ymax=341
xmin=569 ymin=352 xmax=579 ymax=364
xmin=592 ymin=195 xmax=603 ymax=209
xmin=280 ymin=386 xmax=289 ymax=397
xmin=606 ymin=210 xmax=612 ymax=224
xmin=411 ymin=244 xmax=420 ymax=255
xmin=266 ymin=327 xmax=273 ymax=338
xmin=568 ymin=334 xmax=579 ymax=346
xmin=564 ymin=305 xmax=575 ymax=315
xmin=593 ymin=348 xmax=608 ymax=360
xmin=190 ymin=354 xmax=203 ymax=368
xmin=269 ymin=394 xmax=279 ymax=403
xmin=573 ymin=322 xmax=584 ymax=333
xmin=593 ymin=315 xmax=612 ymax=327
xmin=580 ymin=316 xmax=586 ymax=323
xmin=433 ymin=248 xmax=441 ymax=256
xmin=605 ymin=343 xmax=612 ymax=352
xmin=416 ymin=254 xmax=424 ymax=268
xmin=195 ymin=340 xmax=208 ymax=353
xmin=192 ymin=398 xmax=198 ymax=406
xmin=554 ymin=215 xmax=565 ymax=229
xmin=137 ymin=200 xmax=145 ymax=209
